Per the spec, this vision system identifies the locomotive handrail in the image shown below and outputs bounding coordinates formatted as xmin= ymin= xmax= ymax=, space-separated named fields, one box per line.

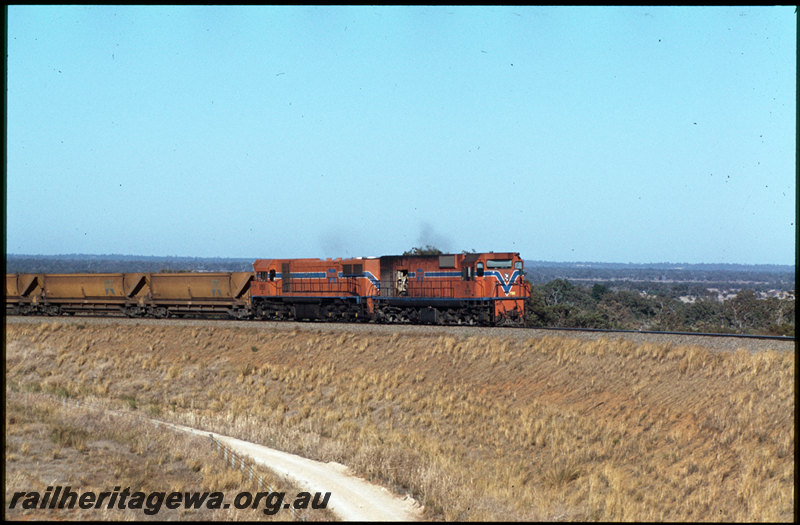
xmin=405 ymin=281 xmax=455 ymax=298
xmin=285 ymin=278 xmax=359 ymax=296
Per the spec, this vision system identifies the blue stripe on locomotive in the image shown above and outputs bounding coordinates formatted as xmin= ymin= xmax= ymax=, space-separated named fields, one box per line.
xmin=266 ymin=269 xmax=521 ymax=296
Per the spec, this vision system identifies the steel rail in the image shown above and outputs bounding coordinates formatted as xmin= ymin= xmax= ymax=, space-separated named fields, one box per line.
xmin=520 ymin=325 xmax=795 ymax=342
xmin=5 ymin=313 xmax=795 ymax=342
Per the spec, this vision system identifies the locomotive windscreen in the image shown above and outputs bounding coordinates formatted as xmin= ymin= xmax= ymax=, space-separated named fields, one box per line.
xmin=486 ymin=259 xmax=513 ymax=269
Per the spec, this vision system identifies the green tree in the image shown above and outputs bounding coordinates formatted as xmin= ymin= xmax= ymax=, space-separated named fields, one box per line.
xmin=525 ymin=287 xmax=551 ymax=327
xmin=723 ymin=290 xmax=764 ymax=332
xmin=591 ymin=283 xmax=609 ymax=301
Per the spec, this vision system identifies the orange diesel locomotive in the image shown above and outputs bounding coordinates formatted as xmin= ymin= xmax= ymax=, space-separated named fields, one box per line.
xmin=7 ymin=252 xmax=529 ymax=326
xmin=251 ymin=252 xmax=528 ymax=325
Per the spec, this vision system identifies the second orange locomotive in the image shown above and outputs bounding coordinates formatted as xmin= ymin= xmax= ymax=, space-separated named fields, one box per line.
xmin=251 ymin=252 xmax=528 ymax=325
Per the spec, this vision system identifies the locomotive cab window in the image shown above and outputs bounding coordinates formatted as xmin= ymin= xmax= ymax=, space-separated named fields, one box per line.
xmin=487 ymin=259 xmax=513 ymax=269
xmin=269 ymin=269 xmax=276 ymax=281
xmin=514 ymin=261 xmax=523 ymax=270
xmin=476 ymin=262 xmax=484 ymax=277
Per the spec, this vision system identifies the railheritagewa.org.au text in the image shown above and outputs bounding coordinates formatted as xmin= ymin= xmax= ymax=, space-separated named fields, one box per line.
xmin=9 ymin=486 xmax=331 ymax=516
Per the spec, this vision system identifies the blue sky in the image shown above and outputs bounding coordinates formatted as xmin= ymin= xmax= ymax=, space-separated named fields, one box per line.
xmin=6 ymin=6 xmax=796 ymax=264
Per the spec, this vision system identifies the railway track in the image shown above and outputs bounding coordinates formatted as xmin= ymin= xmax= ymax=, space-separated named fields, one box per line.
xmin=5 ymin=315 xmax=794 ymax=353
xmin=527 ymin=325 xmax=794 ymax=342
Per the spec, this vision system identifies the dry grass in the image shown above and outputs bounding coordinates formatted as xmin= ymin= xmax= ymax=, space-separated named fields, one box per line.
xmin=5 ymin=383 xmax=334 ymax=520
xmin=5 ymin=320 xmax=795 ymax=521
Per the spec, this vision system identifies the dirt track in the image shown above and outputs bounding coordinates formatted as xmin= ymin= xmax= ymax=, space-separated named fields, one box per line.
xmin=164 ymin=421 xmax=423 ymax=521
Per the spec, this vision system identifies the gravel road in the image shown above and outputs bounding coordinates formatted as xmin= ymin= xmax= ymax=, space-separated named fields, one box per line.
xmin=162 ymin=420 xmax=424 ymax=521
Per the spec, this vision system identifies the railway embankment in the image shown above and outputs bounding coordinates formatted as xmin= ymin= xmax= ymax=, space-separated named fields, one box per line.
xmin=5 ymin=317 xmax=794 ymax=521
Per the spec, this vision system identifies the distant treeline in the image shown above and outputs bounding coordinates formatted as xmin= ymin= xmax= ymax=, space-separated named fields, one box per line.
xmin=524 ymin=263 xmax=794 ymax=292
xmin=524 ymin=260 xmax=793 ymax=272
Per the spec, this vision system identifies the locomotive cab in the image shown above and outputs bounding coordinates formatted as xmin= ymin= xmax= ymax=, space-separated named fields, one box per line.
xmin=477 ymin=254 xmax=528 ymax=324
xmin=374 ymin=252 xmax=529 ymax=325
